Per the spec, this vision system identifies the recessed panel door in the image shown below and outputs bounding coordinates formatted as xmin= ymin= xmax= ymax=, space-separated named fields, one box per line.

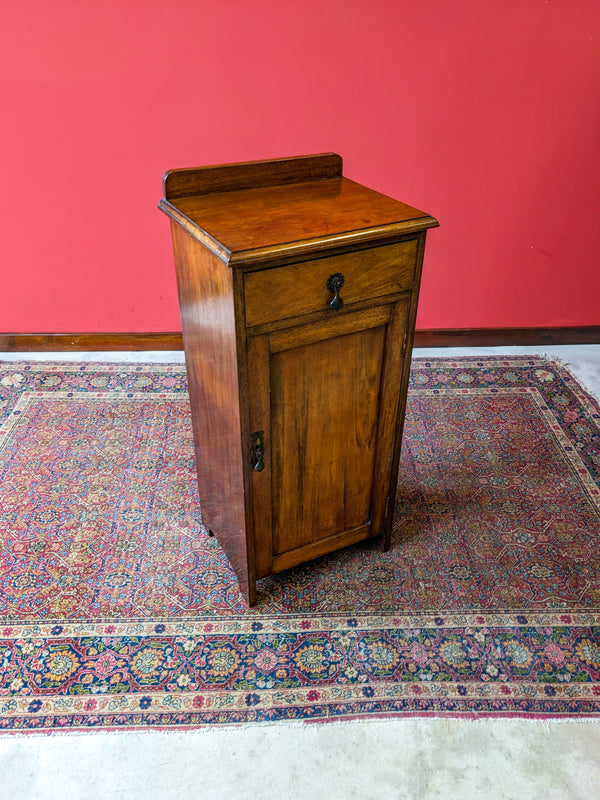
xmin=248 ymin=301 xmax=410 ymax=578
xmin=270 ymin=324 xmax=384 ymax=555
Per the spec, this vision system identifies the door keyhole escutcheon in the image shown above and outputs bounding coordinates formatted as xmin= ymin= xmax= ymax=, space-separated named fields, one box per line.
xmin=250 ymin=431 xmax=265 ymax=471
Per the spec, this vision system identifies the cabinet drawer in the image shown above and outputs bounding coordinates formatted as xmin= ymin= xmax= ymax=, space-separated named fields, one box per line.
xmin=243 ymin=239 xmax=418 ymax=328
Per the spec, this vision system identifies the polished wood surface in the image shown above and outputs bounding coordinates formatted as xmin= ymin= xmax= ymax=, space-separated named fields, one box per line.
xmin=412 ymin=327 xmax=600 ymax=347
xmin=164 ymin=153 xmax=342 ymax=200
xmin=162 ymin=177 xmax=435 ymax=262
xmin=169 ymin=221 xmax=253 ymax=603
xmin=245 ymin=301 xmax=407 ymax=580
xmin=160 ymin=153 xmax=437 ymax=605
xmin=3 ymin=327 xmax=599 ymax=352
xmin=272 ymin=322 xmax=384 ymax=557
xmin=0 ymin=333 xmax=185 ymax=351
xmin=243 ymin=240 xmax=417 ymax=328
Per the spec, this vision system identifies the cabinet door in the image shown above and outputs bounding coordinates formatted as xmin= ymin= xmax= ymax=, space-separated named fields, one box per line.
xmin=248 ymin=300 xmax=411 ymax=579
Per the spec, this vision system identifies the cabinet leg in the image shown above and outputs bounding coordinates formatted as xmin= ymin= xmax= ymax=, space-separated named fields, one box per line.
xmin=378 ymin=529 xmax=392 ymax=552
xmin=247 ymin=581 xmax=257 ymax=607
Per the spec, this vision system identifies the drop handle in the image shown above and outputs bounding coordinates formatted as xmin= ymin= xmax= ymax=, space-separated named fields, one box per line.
xmin=250 ymin=431 xmax=265 ymax=471
xmin=326 ymin=272 xmax=345 ymax=310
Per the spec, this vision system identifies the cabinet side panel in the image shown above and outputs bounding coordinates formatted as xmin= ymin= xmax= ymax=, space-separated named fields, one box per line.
xmin=382 ymin=231 xmax=429 ymax=549
xmin=169 ymin=221 xmax=250 ymax=601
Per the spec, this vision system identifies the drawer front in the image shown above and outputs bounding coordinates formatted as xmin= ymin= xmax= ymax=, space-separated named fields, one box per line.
xmin=244 ymin=239 xmax=418 ymax=328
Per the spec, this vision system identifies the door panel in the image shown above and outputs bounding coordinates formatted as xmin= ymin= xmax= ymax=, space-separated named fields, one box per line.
xmin=271 ymin=325 xmax=386 ymax=555
xmin=247 ymin=298 xmax=411 ymax=578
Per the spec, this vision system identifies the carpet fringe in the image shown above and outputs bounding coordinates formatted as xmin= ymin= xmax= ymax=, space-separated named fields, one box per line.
xmin=2 ymin=714 xmax=600 ymax=742
xmin=540 ymin=353 xmax=600 ymax=404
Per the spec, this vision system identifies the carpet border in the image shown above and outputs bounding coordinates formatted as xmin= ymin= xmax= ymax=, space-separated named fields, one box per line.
xmin=1 ymin=355 xmax=599 ymax=730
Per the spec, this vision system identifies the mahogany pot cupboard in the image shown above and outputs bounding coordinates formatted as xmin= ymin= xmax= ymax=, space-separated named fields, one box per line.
xmin=159 ymin=154 xmax=438 ymax=605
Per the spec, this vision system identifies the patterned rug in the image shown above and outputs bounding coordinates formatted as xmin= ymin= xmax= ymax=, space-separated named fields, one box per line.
xmin=0 ymin=356 xmax=599 ymax=731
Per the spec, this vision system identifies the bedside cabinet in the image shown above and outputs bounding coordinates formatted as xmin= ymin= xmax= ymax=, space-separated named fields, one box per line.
xmin=159 ymin=153 xmax=438 ymax=605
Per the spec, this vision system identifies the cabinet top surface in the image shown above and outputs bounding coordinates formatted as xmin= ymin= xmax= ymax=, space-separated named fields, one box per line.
xmin=159 ymin=155 xmax=437 ymax=264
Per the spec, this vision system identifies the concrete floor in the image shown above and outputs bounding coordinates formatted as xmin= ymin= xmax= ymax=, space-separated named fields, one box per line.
xmin=1 ymin=345 xmax=599 ymax=800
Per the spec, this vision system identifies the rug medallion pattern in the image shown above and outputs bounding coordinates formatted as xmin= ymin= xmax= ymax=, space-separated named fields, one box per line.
xmin=0 ymin=358 xmax=599 ymax=730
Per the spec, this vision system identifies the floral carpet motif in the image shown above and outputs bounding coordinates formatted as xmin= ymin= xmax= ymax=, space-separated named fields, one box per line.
xmin=0 ymin=357 xmax=599 ymax=731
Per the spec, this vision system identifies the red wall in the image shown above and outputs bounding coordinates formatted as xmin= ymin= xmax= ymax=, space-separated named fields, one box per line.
xmin=2 ymin=0 xmax=599 ymax=333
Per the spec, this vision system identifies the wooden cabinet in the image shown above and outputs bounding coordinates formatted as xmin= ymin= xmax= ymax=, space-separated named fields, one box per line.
xmin=159 ymin=153 xmax=438 ymax=605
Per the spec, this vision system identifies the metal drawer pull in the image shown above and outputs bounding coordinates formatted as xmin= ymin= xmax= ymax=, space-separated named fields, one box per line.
xmin=326 ymin=272 xmax=345 ymax=310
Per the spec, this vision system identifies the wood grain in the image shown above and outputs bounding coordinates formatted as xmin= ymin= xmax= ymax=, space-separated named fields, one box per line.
xmin=2 ymin=327 xmax=598 ymax=352
xmin=0 ymin=333 xmax=184 ymax=351
xmin=169 ymin=221 xmax=254 ymax=603
xmin=380 ymin=232 xmax=429 ymax=550
xmin=164 ymin=153 xmax=343 ymax=199
xmin=162 ymin=177 xmax=437 ymax=261
xmin=413 ymin=327 xmax=600 ymax=347
xmin=271 ymin=325 xmax=386 ymax=556
xmin=271 ymin=523 xmax=373 ymax=574
xmin=244 ymin=333 xmax=272 ymax=581
xmin=243 ymin=240 xmax=417 ymax=328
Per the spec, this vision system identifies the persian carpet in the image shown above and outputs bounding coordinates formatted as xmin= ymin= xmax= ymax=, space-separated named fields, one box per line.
xmin=0 ymin=356 xmax=599 ymax=732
